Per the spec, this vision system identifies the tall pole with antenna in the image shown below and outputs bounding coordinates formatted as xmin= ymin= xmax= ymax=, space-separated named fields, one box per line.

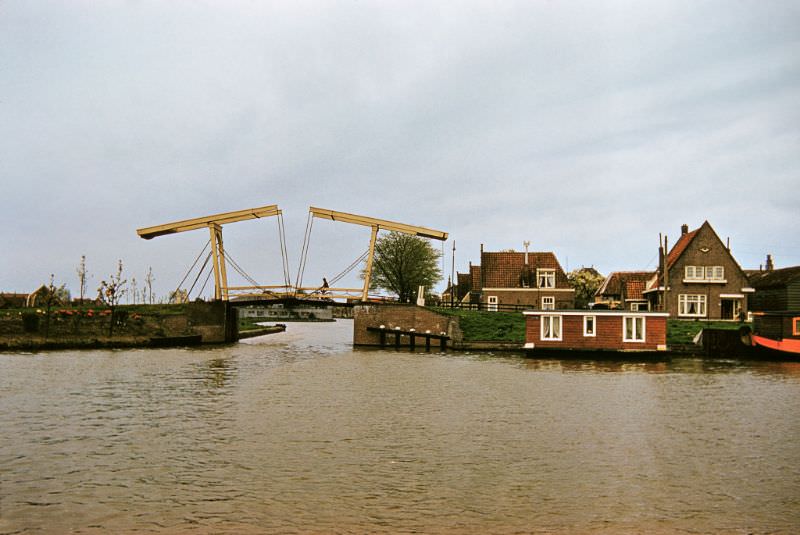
xmin=450 ymin=240 xmax=456 ymax=307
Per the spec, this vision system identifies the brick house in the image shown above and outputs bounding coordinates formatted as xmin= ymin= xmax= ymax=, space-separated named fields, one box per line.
xmin=593 ymin=271 xmax=652 ymax=311
xmin=466 ymin=245 xmax=575 ymax=311
xmin=643 ymin=221 xmax=753 ymax=320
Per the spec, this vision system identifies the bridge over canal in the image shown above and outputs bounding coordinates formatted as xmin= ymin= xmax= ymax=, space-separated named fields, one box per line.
xmin=136 ymin=204 xmax=448 ymax=306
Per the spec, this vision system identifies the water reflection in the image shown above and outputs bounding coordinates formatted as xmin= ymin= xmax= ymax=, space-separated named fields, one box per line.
xmin=1 ymin=320 xmax=798 ymax=534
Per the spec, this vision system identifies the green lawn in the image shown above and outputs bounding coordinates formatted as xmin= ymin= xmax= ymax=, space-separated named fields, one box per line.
xmin=431 ymin=308 xmax=525 ymax=342
xmin=667 ymin=319 xmax=743 ymax=345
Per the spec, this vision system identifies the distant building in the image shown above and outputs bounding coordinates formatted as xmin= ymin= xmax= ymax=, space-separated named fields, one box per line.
xmin=465 ymin=244 xmax=575 ymax=311
xmin=748 ymin=256 xmax=800 ymax=311
xmin=0 ymin=292 xmax=28 ymax=309
xmin=594 ymin=271 xmax=651 ymax=311
xmin=644 ymin=221 xmax=753 ymax=320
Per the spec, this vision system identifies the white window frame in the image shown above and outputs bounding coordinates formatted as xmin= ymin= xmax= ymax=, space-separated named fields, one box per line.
xmin=540 ymin=315 xmax=562 ymax=341
xmin=541 ymin=296 xmax=555 ymax=310
xmin=583 ymin=315 xmax=596 ymax=337
xmin=623 ymin=315 xmax=645 ymax=343
xmin=487 ymin=295 xmax=498 ymax=312
xmin=678 ymin=294 xmax=707 ymax=317
xmin=685 ymin=265 xmax=704 ymax=280
xmin=709 ymin=266 xmax=724 ymax=281
xmin=537 ymin=269 xmax=555 ymax=289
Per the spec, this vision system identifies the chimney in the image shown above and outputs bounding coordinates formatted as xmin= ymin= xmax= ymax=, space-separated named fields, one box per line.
xmin=766 ymin=254 xmax=774 ymax=271
xmin=480 ymin=243 xmax=483 ymax=254
xmin=681 ymin=224 xmax=689 ymax=235
xmin=523 ymin=240 xmax=530 ymax=265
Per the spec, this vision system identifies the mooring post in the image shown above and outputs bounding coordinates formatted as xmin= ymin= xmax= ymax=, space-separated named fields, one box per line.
xmin=394 ymin=329 xmax=400 ymax=349
xmin=410 ymin=330 xmax=416 ymax=351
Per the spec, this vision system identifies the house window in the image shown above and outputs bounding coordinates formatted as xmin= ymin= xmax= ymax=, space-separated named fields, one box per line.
xmin=541 ymin=315 xmax=562 ymax=341
xmin=708 ymin=266 xmax=724 ymax=280
xmin=487 ymin=295 xmax=498 ymax=312
xmin=679 ymin=294 xmax=707 ymax=317
xmin=630 ymin=302 xmax=642 ymax=311
xmin=623 ymin=316 xmax=645 ymax=342
xmin=537 ymin=269 xmax=555 ymax=288
xmin=583 ymin=315 xmax=596 ymax=337
xmin=541 ymin=296 xmax=555 ymax=310
xmin=685 ymin=266 xmax=704 ymax=280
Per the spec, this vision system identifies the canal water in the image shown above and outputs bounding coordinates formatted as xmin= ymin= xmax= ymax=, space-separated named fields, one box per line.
xmin=1 ymin=320 xmax=798 ymax=534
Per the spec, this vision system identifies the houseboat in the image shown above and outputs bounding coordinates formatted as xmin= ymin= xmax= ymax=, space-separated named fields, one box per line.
xmin=523 ymin=310 xmax=670 ymax=360
xmin=740 ymin=311 xmax=800 ymax=360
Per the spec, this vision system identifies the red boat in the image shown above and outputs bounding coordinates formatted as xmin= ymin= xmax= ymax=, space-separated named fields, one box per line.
xmin=743 ymin=312 xmax=800 ymax=360
xmin=751 ymin=334 xmax=800 ymax=354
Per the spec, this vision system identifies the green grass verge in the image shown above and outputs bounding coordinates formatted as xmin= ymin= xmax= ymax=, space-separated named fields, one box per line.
xmin=430 ymin=307 xmax=525 ymax=342
xmin=667 ymin=319 xmax=742 ymax=345
xmin=0 ymin=304 xmax=188 ymax=316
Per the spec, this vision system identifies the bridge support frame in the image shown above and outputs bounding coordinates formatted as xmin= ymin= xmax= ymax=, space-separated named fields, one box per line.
xmin=361 ymin=225 xmax=379 ymax=302
xmin=208 ymin=223 xmax=229 ymax=301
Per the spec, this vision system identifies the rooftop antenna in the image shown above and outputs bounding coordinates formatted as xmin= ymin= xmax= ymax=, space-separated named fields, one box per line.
xmin=523 ymin=240 xmax=530 ymax=264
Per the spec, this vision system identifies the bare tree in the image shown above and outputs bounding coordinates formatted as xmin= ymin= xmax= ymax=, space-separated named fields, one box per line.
xmin=42 ymin=274 xmax=68 ymax=338
xmin=98 ymin=260 xmax=127 ymax=335
xmin=130 ymin=277 xmax=138 ymax=305
xmin=145 ymin=267 xmax=155 ymax=305
xmin=76 ymin=255 xmax=88 ymax=305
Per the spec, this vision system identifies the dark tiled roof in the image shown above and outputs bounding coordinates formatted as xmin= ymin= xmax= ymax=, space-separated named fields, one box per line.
xmin=595 ymin=271 xmax=653 ymax=297
xmin=748 ymin=266 xmax=800 ymax=289
xmin=470 ymin=265 xmax=481 ymax=292
xmin=457 ymin=273 xmax=471 ymax=300
xmin=480 ymin=251 xmax=568 ymax=288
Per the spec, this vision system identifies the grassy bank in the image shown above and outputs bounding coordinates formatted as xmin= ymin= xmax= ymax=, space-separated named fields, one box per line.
xmin=431 ymin=308 xmax=525 ymax=342
xmin=667 ymin=319 xmax=742 ymax=345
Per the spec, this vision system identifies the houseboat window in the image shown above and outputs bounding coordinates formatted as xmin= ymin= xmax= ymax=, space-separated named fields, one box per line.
xmin=541 ymin=296 xmax=555 ymax=310
xmin=537 ymin=269 xmax=555 ymax=288
xmin=583 ymin=316 xmax=596 ymax=336
xmin=623 ymin=316 xmax=645 ymax=342
xmin=487 ymin=295 xmax=498 ymax=312
xmin=679 ymin=294 xmax=707 ymax=317
xmin=541 ymin=315 xmax=562 ymax=341
xmin=794 ymin=317 xmax=800 ymax=336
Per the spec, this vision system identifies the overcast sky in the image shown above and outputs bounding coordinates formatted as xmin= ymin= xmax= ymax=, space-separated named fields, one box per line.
xmin=2 ymin=0 xmax=798 ymax=300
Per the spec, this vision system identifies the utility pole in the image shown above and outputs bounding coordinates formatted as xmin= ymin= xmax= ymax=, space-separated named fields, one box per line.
xmin=450 ymin=240 xmax=456 ymax=307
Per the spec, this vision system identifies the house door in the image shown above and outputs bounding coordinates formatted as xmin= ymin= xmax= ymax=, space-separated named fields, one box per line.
xmin=487 ymin=296 xmax=498 ymax=312
xmin=721 ymin=298 xmax=741 ymax=320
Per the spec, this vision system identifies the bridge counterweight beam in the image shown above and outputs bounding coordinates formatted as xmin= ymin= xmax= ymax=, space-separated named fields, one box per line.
xmin=362 ymin=225 xmax=379 ymax=302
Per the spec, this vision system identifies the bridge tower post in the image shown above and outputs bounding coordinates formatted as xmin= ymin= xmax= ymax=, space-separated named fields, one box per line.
xmin=361 ymin=225 xmax=379 ymax=302
xmin=208 ymin=223 xmax=229 ymax=301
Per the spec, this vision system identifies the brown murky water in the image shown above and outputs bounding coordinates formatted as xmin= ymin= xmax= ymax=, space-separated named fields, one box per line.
xmin=1 ymin=320 xmax=799 ymax=534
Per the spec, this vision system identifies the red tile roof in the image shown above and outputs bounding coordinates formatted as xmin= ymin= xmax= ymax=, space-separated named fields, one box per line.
xmin=666 ymin=227 xmax=699 ymax=268
xmin=480 ymin=251 xmax=568 ymax=288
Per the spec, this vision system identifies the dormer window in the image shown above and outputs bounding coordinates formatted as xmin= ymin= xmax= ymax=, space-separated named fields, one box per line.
xmin=537 ymin=269 xmax=555 ymax=288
